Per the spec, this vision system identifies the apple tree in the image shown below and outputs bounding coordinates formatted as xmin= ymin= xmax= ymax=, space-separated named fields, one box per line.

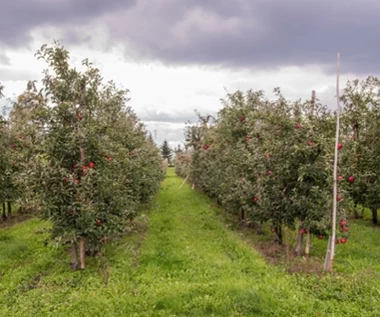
xmin=182 ymin=88 xmax=341 ymax=254
xmin=0 ymin=84 xmax=16 ymax=220
xmin=11 ymin=42 xmax=164 ymax=270
xmin=340 ymin=76 xmax=380 ymax=225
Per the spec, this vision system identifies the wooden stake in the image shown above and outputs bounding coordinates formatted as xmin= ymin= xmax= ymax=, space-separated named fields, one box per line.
xmin=179 ymin=175 xmax=189 ymax=189
xmin=79 ymin=237 xmax=86 ymax=269
xmin=311 ymin=90 xmax=316 ymax=116
xmin=324 ymin=52 xmax=341 ymax=272
xmin=304 ymin=90 xmax=316 ymax=257
xmin=7 ymin=121 xmax=11 ymax=219
xmin=71 ymin=242 xmax=79 ymax=270
xmin=305 ymin=231 xmax=311 ymax=257
xmin=295 ymin=221 xmax=304 ymax=256
xmin=75 ymin=80 xmax=87 ymax=270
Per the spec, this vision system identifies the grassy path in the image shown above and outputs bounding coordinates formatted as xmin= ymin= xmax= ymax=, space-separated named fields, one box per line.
xmin=1 ymin=169 xmax=379 ymax=316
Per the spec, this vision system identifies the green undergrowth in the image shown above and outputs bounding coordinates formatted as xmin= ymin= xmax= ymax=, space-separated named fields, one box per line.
xmin=0 ymin=168 xmax=379 ymax=316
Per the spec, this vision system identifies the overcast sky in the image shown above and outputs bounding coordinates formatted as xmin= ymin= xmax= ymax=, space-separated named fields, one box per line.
xmin=1 ymin=0 xmax=377 ymax=148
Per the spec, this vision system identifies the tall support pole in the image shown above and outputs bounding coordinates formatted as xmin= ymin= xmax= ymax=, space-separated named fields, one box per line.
xmin=324 ymin=53 xmax=341 ymax=272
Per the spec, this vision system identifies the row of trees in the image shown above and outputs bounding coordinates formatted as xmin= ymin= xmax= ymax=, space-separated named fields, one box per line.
xmin=0 ymin=43 xmax=164 ymax=270
xmin=176 ymin=78 xmax=380 ymax=256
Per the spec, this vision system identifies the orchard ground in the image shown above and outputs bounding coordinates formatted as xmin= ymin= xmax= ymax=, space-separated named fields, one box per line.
xmin=1 ymin=168 xmax=380 ymax=316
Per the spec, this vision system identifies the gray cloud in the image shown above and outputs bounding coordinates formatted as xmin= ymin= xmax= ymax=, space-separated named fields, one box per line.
xmin=101 ymin=0 xmax=380 ymax=74
xmin=143 ymin=121 xmax=187 ymax=148
xmin=0 ymin=53 xmax=10 ymax=66
xmin=0 ymin=68 xmax=37 ymax=82
xmin=2 ymin=0 xmax=380 ymax=73
xmin=137 ymin=107 xmax=199 ymax=124
xmin=0 ymin=0 xmax=136 ymax=47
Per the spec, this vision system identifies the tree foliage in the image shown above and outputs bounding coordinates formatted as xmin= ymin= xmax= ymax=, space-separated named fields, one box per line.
xmin=8 ymin=42 xmax=164 ymax=269
xmin=161 ymin=139 xmax=173 ymax=164
xmin=178 ymin=88 xmax=350 ymax=252
xmin=339 ymin=76 xmax=380 ymax=224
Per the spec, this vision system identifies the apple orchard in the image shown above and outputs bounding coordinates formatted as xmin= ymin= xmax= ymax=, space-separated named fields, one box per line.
xmin=2 ymin=42 xmax=380 ymax=272
xmin=0 ymin=43 xmax=164 ymax=270
xmin=176 ymin=78 xmax=380 ymax=257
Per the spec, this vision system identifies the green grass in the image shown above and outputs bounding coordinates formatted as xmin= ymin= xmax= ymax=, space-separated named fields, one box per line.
xmin=1 ymin=168 xmax=380 ymax=316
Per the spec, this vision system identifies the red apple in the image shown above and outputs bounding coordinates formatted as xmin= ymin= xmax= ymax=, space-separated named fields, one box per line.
xmin=96 ymin=219 xmax=101 ymax=225
xmin=73 ymin=164 xmax=78 ymax=169
xmin=253 ymin=196 xmax=259 ymax=203
xmin=338 ymin=175 xmax=343 ymax=181
xmin=357 ymin=153 xmax=361 ymax=158
xmin=107 ymin=156 xmax=112 ymax=162
xmin=267 ymin=170 xmax=273 ymax=176
xmin=295 ymin=123 xmax=302 ymax=129
xmin=203 ymin=144 xmax=209 ymax=150
xmin=317 ymin=234 xmax=324 ymax=240
xmin=337 ymin=195 xmax=342 ymax=202
xmin=77 ymin=113 xmax=83 ymax=120
xmin=245 ymin=136 xmax=251 ymax=142
xmin=307 ymin=140 xmax=313 ymax=146
xmin=340 ymin=219 xmax=346 ymax=226
xmin=347 ymin=175 xmax=355 ymax=183
xmin=239 ymin=116 xmax=245 ymax=122
xmin=340 ymin=237 xmax=347 ymax=244
xmin=88 ymin=161 xmax=95 ymax=168
xmin=337 ymin=143 xmax=343 ymax=150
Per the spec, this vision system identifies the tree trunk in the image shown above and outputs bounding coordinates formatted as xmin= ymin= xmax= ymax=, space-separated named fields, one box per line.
xmin=79 ymin=237 xmax=87 ymax=269
xmin=274 ymin=225 xmax=283 ymax=244
xmin=353 ymin=206 xmax=360 ymax=219
xmin=372 ymin=208 xmax=378 ymax=225
xmin=7 ymin=201 xmax=11 ymax=218
xmin=304 ymin=231 xmax=311 ymax=257
xmin=256 ymin=222 xmax=263 ymax=235
xmin=360 ymin=205 xmax=365 ymax=218
xmin=240 ymin=208 xmax=245 ymax=221
xmin=71 ymin=242 xmax=79 ymax=270
xmin=2 ymin=202 xmax=6 ymax=221
xmin=353 ymin=203 xmax=363 ymax=219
